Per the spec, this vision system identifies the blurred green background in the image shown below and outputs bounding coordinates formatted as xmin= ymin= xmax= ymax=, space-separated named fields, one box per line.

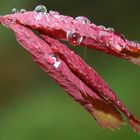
xmin=0 ymin=0 xmax=140 ymax=139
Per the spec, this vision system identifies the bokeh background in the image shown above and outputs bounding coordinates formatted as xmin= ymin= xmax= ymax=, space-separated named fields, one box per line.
xmin=0 ymin=0 xmax=140 ymax=139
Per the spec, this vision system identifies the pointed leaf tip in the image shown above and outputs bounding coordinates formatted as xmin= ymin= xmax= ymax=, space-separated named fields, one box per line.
xmin=82 ymin=94 xmax=124 ymax=129
xmin=128 ymin=115 xmax=140 ymax=134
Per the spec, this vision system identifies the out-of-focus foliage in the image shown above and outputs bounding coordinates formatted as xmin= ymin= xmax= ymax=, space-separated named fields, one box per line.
xmin=0 ymin=0 xmax=140 ymax=139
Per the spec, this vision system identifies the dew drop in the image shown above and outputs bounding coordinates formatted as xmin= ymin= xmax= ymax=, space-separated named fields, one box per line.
xmin=75 ymin=16 xmax=91 ymax=24
xmin=127 ymin=113 xmax=131 ymax=117
xmin=107 ymin=27 xmax=115 ymax=32
xmin=11 ymin=8 xmax=19 ymax=14
xmin=20 ymin=9 xmax=26 ymax=13
xmin=46 ymin=53 xmax=61 ymax=69
xmin=34 ymin=5 xmax=47 ymax=13
xmin=67 ymin=31 xmax=83 ymax=46
xmin=116 ymin=45 xmax=122 ymax=51
xmin=98 ymin=25 xmax=106 ymax=30
xmin=117 ymin=100 xmax=120 ymax=105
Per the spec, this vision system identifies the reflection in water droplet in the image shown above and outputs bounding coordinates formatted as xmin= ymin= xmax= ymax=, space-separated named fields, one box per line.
xmin=46 ymin=53 xmax=61 ymax=69
xmin=11 ymin=8 xmax=19 ymax=14
xmin=107 ymin=27 xmax=114 ymax=32
xmin=20 ymin=9 xmax=26 ymax=13
xmin=67 ymin=31 xmax=83 ymax=46
xmin=75 ymin=16 xmax=91 ymax=24
xmin=34 ymin=5 xmax=47 ymax=13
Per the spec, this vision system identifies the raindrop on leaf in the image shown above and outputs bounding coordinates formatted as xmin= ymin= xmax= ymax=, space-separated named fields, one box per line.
xmin=11 ymin=8 xmax=19 ymax=14
xmin=67 ymin=31 xmax=83 ymax=46
xmin=34 ymin=5 xmax=47 ymax=13
xmin=46 ymin=53 xmax=61 ymax=69
xmin=98 ymin=25 xmax=106 ymax=30
xmin=75 ymin=16 xmax=91 ymax=24
xmin=20 ymin=9 xmax=26 ymax=13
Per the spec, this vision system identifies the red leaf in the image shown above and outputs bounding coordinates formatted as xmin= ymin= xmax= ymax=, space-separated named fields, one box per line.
xmin=1 ymin=11 xmax=140 ymax=65
xmin=40 ymin=34 xmax=140 ymax=133
xmin=2 ymin=21 xmax=124 ymax=129
xmin=0 ymin=8 xmax=140 ymax=134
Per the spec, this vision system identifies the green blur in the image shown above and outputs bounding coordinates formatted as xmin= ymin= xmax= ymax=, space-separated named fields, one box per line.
xmin=0 ymin=0 xmax=140 ymax=139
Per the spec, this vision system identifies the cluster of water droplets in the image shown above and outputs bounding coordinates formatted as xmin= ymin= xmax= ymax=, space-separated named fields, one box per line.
xmin=66 ymin=16 xmax=92 ymax=46
xmin=11 ymin=5 xmax=47 ymax=15
xmin=46 ymin=53 xmax=61 ymax=69
xmin=11 ymin=8 xmax=26 ymax=14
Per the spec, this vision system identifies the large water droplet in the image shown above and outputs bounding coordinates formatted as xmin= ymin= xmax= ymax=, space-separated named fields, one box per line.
xmin=11 ymin=8 xmax=19 ymax=14
xmin=34 ymin=5 xmax=47 ymax=13
xmin=46 ymin=53 xmax=61 ymax=69
xmin=20 ymin=9 xmax=26 ymax=13
xmin=67 ymin=31 xmax=83 ymax=46
xmin=75 ymin=16 xmax=91 ymax=24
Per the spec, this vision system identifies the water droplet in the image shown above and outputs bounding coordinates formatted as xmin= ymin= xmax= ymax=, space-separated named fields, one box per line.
xmin=98 ymin=25 xmax=106 ymax=30
xmin=11 ymin=8 xmax=19 ymax=14
xmin=75 ymin=16 xmax=91 ymax=24
xmin=117 ymin=100 xmax=120 ymax=105
xmin=127 ymin=113 xmax=131 ymax=117
xmin=46 ymin=53 xmax=61 ymax=69
xmin=67 ymin=31 xmax=83 ymax=46
xmin=116 ymin=45 xmax=122 ymax=51
xmin=34 ymin=5 xmax=47 ymax=13
xmin=20 ymin=9 xmax=26 ymax=13
xmin=107 ymin=27 xmax=115 ymax=32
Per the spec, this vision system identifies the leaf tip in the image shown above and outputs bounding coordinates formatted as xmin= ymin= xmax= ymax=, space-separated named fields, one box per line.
xmin=128 ymin=115 xmax=140 ymax=135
